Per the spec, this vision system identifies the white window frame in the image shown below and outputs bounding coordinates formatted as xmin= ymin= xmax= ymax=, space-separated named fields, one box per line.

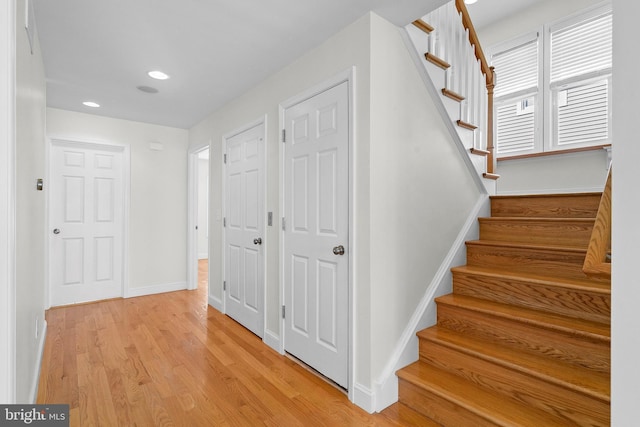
xmin=489 ymin=2 xmax=612 ymax=158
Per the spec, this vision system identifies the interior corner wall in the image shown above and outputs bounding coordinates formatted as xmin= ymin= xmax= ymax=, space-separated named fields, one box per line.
xmin=368 ymin=13 xmax=481 ymax=387
xmin=189 ymin=12 xmax=373 ymax=386
xmin=612 ymin=0 xmax=640 ymax=423
xmin=477 ymin=0 xmax=607 ymax=195
xmin=15 ymin=0 xmax=47 ymax=402
xmin=46 ymin=108 xmax=189 ymax=291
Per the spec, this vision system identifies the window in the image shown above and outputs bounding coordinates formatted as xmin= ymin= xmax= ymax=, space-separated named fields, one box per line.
xmin=489 ymin=4 xmax=612 ymax=158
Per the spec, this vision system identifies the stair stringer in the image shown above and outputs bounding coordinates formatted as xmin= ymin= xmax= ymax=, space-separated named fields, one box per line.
xmin=400 ymin=25 xmax=496 ymax=195
xmin=371 ymin=194 xmax=490 ymax=412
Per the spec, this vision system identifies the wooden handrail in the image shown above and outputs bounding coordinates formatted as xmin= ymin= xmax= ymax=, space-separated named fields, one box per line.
xmin=454 ymin=0 xmax=496 ymax=174
xmin=583 ymin=167 xmax=611 ymax=279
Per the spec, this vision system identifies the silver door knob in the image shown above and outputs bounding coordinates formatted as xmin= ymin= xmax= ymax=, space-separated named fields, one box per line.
xmin=332 ymin=245 xmax=345 ymax=256
xmin=253 ymin=237 xmax=262 ymax=245
xmin=53 ymin=228 xmax=61 ymax=235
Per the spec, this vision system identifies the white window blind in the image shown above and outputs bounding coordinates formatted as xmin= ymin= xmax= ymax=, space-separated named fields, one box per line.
xmin=556 ymin=79 xmax=609 ymax=146
xmin=490 ymin=3 xmax=612 ymax=157
xmin=551 ymin=12 xmax=612 ymax=83
xmin=496 ymin=97 xmax=537 ymax=155
xmin=492 ymin=38 xmax=539 ymax=98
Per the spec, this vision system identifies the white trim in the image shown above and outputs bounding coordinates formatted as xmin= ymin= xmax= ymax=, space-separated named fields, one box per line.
xmin=28 ymin=320 xmax=47 ymax=403
xmin=278 ymin=67 xmax=356 ymax=401
xmin=371 ymin=195 xmax=489 ymax=412
xmin=187 ymin=143 xmax=211 ymax=292
xmin=352 ymin=382 xmax=375 ymax=414
xmin=125 ymin=281 xmax=187 ymax=298
xmin=221 ymin=116 xmax=267 ymax=337
xmin=0 ymin=0 xmax=17 ymax=403
xmin=198 ymin=252 xmax=208 ymax=260
xmin=208 ymin=294 xmax=223 ymax=312
xmin=263 ymin=329 xmax=281 ymax=354
xmin=47 ymin=137 xmax=131 ymax=303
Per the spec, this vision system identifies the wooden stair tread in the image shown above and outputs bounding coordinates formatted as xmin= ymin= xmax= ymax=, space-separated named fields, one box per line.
xmin=417 ymin=327 xmax=610 ymax=402
xmin=412 ymin=19 xmax=434 ymax=34
xmin=441 ymin=88 xmax=465 ymax=102
xmin=435 ymin=294 xmax=610 ymax=341
xmin=483 ymin=172 xmax=500 ymax=180
xmin=466 ymin=238 xmax=588 ymax=252
xmin=424 ymin=53 xmax=450 ymax=69
xmin=452 ymin=265 xmax=610 ymax=293
xmin=398 ymin=362 xmax=570 ymax=427
xmin=380 ymin=403 xmax=443 ymax=426
xmin=479 ymin=217 xmax=596 ymax=247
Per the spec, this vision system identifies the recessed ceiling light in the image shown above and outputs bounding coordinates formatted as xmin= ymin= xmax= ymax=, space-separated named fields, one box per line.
xmin=82 ymin=101 xmax=100 ymax=108
xmin=464 ymin=0 xmax=478 ymax=4
xmin=148 ymin=70 xmax=170 ymax=80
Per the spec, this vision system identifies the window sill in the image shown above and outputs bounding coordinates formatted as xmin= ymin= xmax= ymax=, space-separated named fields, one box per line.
xmin=497 ymin=144 xmax=611 ymax=162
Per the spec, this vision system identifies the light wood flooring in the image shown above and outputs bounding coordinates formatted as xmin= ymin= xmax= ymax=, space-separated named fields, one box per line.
xmin=37 ymin=260 xmax=430 ymax=426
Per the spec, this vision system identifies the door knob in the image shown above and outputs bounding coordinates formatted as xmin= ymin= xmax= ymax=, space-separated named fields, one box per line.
xmin=332 ymin=245 xmax=345 ymax=256
xmin=253 ymin=237 xmax=262 ymax=245
xmin=53 ymin=228 xmax=61 ymax=235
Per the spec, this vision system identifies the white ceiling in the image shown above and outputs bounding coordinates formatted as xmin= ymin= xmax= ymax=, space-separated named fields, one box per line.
xmin=32 ymin=0 xmax=538 ymax=129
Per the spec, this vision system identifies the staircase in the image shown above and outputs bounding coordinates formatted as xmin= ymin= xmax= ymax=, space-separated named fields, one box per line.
xmin=396 ymin=193 xmax=611 ymax=426
xmin=404 ymin=0 xmax=499 ymax=193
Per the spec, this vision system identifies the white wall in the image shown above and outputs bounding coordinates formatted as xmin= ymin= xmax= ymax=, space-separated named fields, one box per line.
xmin=368 ymin=13 xmax=481 ymax=396
xmin=15 ymin=0 xmax=47 ymax=403
xmin=477 ymin=0 xmax=609 ymax=195
xmin=190 ymin=12 xmax=483 ymax=410
xmin=197 ymin=156 xmax=209 ymax=259
xmin=611 ymin=0 xmax=640 ymax=423
xmin=46 ymin=108 xmax=189 ymax=292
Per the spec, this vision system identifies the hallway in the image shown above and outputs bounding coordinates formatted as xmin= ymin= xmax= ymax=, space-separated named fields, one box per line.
xmin=35 ymin=272 xmax=426 ymax=426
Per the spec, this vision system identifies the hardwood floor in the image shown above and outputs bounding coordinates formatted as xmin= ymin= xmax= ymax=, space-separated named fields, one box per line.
xmin=37 ymin=260 xmax=427 ymax=426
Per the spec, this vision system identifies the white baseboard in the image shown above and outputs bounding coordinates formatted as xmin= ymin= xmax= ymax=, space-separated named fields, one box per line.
xmin=29 ymin=320 xmax=47 ymax=404
xmin=352 ymin=382 xmax=375 ymax=414
xmin=263 ymin=329 xmax=282 ymax=354
xmin=208 ymin=294 xmax=223 ymax=312
xmin=126 ymin=281 xmax=187 ymax=298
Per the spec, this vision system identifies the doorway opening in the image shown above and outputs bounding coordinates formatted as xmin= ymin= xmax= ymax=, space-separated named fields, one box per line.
xmin=188 ymin=146 xmax=210 ymax=295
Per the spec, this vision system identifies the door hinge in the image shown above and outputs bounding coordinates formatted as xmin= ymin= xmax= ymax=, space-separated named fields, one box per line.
xmin=223 ymin=281 xmax=226 ymax=291
xmin=282 ymin=217 xmax=286 ymax=231
xmin=223 ymin=153 xmax=227 ymax=164
xmin=282 ymin=305 xmax=286 ymax=319
xmin=282 ymin=129 xmax=286 ymax=143
xmin=223 ymin=217 xmax=226 ymax=227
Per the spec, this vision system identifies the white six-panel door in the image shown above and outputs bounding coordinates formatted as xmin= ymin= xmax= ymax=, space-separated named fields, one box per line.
xmin=284 ymin=81 xmax=349 ymax=388
xmin=224 ymin=123 xmax=265 ymax=337
xmin=50 ymin=142 xmax=124 ymax=306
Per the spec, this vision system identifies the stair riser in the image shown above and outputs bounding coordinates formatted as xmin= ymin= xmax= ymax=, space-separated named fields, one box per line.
xmin=466 ymin=243 xmax=587 ymax=280
xmin=490 ymin=194 xmax=601 ymax=218
xmin=418 ymin=340 xmax=609 ymax=426
xmin=479 ymin=219 xmax=594 ymax=247
xmin=453 ymin=271 xmax=610 ymax=324
xmin=399 ymin=379 xmax=501 ymax=427
xmin=436 ymin=303 xmax=610 ymax=373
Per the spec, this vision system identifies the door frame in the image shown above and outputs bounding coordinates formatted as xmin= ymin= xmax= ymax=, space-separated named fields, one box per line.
xmin=0 ymin=0 xmax=16 ymax=403
xmin=47 ymin=138 xmax=131 ymax=305
xmin=278 ymin=68 xmax=356 ymax=395
xmin=187 ymin=143 xmax=210 ymax=292
xmin=221 ymin=116 xmax=268 ymax=328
